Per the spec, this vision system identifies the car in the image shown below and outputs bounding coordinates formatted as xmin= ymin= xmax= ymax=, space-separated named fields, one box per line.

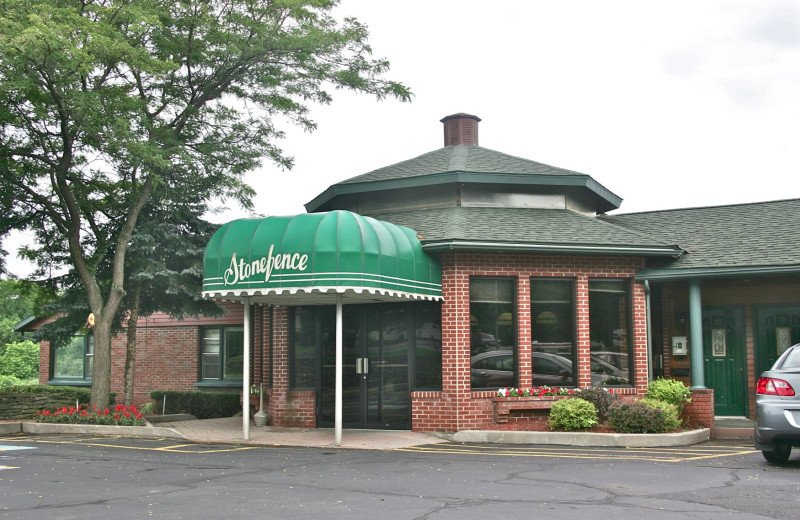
xmin=754 ymin=343 xmax=800 ymax=463
xmin=470 ymin=350 xmax=615 ymax=389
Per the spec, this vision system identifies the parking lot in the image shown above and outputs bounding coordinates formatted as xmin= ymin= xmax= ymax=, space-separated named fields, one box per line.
xmin=1 ymin=433 xmax=796 ymax=520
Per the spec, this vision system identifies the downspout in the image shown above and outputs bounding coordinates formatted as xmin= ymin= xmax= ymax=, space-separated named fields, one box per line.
xmin=644 ymin=280 xmax=653 ymax=382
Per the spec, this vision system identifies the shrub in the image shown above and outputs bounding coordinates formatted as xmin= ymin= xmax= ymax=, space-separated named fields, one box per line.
xmin=549 ymin=398 xmax=598 ymax=431
xmin=0 ymin=384 xmax=93 ymax=402
xmin=150 ymin=390 xmax=239 ymax=419
xmin=607 ymin=399 xmax=668 ymax=433
xmin=0 ymin=374 xmax=22 ymax=388
xmin=645 ymin=378 xmax=691 ymax=411
xmin=642 ymin=398 xmax=683 ymax=431
xmin=578 ymin=386 xmax=621 ymax=422
xmin=0 ymin=340 xmax=39 ymax=380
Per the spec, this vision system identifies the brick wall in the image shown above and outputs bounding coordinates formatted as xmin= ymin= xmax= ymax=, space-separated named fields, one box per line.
xmin=39 ymin=304 xmax=245 ymax=408
xmin=412 ymin=250 xmax=649 ymax=432
xmin=682 ymin=388 xmax=715 ymax=428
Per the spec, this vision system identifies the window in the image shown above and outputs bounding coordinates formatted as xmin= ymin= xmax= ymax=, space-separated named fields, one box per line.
xmin=414 ymin=302 xmax=442 ymax=390
xmin=51 ymin=334 xmax=94 ymax=383
xmin=589 ymin=279 xmax=632 ymax=386
xmin=531 ymin=278 xmax=576 ymax=387
xmin=470 ymin=277 xmax=516 ymax=390
xmin=200 ymin=326 xmax=244 ymax=382
xmin=290 ymin=307 xmax=325 ymax=389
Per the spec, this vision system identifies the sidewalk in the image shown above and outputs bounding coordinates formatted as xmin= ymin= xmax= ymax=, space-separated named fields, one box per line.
xmin=2 ymin=416 xmax=732 ymax=449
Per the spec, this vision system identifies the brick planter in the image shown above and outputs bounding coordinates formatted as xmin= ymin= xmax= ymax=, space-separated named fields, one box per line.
xmin=492 ymin=396 xmax=566 ymax=424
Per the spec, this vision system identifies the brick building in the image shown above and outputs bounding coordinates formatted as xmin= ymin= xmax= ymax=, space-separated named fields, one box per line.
xmin=32 ymin=114 xmax=800 ymax=438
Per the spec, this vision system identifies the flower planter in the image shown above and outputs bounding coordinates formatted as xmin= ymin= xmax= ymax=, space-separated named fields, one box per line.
xmin=492 ymin=396 xmax=567 ymax=424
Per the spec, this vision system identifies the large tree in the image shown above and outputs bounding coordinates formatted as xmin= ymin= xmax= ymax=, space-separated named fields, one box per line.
xmin=0 ymin=0 xmax=411 ymax=408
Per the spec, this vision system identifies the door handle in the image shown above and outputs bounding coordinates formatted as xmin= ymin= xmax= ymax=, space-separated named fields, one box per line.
xmin=355 ymin=357 xmax=369 ymax=375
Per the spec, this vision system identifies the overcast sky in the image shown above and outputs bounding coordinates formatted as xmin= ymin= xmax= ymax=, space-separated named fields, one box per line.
xmin=6 ymin=0 xmax=800 ymax=277
xmin=222 ymin=0 xmax=800 ymax=220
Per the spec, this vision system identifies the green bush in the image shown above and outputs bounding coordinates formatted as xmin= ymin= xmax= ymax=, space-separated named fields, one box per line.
xmin=645 ymin=378 xmax=691 ymax=410
xmin=549 ymin=398 xmax=598 ymax=431
xmin=150 ymin=390 xmax=239 ymax=419
xmin=0 ymin=384 xmax=93 ymax=402
xmin=642 ymin=398 xmax=683 ymax=431
xmin=607 ymin=399 xmax=668 ymax=433
xmin=0 ymin=340 xmax=39 ymax=380
xmin=578 ymin=386 xmax=621 ymax=422
xmin=0 ymin=374 xmax=22 ymax=388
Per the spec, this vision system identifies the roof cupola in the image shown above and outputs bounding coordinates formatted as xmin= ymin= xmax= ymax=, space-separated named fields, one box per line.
xmin=440 ymin=113 xmax=481 ymax=146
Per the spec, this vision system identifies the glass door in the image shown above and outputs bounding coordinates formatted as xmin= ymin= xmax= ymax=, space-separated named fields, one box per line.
xmin=320 ymin=305 xmax=411 ymax=429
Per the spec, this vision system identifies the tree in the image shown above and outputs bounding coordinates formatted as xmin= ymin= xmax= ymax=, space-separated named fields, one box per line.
xmin=0 ymin=0 xmax=411 ymax=409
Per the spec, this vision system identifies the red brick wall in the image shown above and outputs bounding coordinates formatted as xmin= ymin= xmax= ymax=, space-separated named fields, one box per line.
xmin=682 ymin=388 xmax=715 ymax=428
xmin=39 ymin=303 xmax=246 ymax=407
xmin=412 ymin=250 xmax=649 ymax=432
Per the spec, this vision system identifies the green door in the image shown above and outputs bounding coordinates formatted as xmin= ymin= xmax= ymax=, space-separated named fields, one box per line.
xmin=702 ymin=307 xmax=747 ymax=417
xmin=754 ymin=305 xmax=800 ymax=376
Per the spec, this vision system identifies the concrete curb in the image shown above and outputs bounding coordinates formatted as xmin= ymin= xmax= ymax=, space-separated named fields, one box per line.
xmin=20 ymin=421 xmax=188 ymax=440
xmin=439 ymin=428 xmax=711 ymax=447
xmin=0 ymin=422 xmax=23 ymax=434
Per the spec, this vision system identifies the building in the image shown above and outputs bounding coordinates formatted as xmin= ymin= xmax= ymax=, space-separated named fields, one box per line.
xmin=32 ymin=114 xmax=800 ymax=436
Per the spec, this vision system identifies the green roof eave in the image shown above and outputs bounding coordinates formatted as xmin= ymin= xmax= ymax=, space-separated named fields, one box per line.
xmin=635 ymin=264 xmax=800 ymax=282
xmin=305 ymin=171 xmax=622 ymax=213
xmin=422 ymin=239 xmax=683 ymax=257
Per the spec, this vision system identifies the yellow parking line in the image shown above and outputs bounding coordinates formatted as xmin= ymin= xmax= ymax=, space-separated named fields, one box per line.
xmin=397 ymin=443 xmax=758 ymax=462
xmin=0 ymin=436 xmax=256 ymax=453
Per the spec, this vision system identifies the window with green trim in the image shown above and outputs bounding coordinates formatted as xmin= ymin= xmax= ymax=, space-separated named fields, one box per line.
xmin=200 ymin=326 xmax=244 ymax=382
xmin=51 ymin=334 xmax=93 ymax=382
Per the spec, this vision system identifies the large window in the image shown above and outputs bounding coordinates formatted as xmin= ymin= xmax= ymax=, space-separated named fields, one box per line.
xmin=51 ymin=334 xmax=94 ymax=383
xmin=530 ymin=278 xmax=576 ymax=387
xmin=589 ymin=279 xmax=632 ymax=386
xmin=200 ymin=326 xmax=244 ymax=382
xmin=470 ymin=277 xmax=516 ymax=390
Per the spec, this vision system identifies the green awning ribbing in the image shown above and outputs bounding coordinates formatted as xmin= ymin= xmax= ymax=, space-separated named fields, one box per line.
xmin=202 ymin=211 xmax=442 ymax=305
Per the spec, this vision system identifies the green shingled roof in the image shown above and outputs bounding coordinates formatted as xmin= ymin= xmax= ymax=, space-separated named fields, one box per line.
xmin=362 ymin=207 xmax=682 ymax=256
xmin=600 ymin=199 xmax=800 ymax=278
xmin=305 ymin=145 xmax=622 ymax=214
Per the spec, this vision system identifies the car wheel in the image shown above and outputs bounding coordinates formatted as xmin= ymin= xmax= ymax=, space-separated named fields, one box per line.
xmin=761 ymin=442 xmax=792 ymax=463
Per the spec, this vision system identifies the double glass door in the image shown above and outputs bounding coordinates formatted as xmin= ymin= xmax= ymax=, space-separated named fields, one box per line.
xmin=320 ymin=305 xmax=410 ymax=429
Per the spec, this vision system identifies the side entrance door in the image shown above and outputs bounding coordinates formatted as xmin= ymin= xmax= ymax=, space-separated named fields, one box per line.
xmin=319 ymin=304 xmax=411 ymax=429
xmin=702 ymin=306 xmax=747 ymax=417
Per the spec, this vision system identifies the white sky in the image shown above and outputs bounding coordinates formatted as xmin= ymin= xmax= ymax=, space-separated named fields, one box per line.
xmin=6 ymin=0 xmax=800 ymax=278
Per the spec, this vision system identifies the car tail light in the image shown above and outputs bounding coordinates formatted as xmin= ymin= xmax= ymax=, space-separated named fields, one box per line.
xmin=757 ymin=377 xmax=796 ymax=396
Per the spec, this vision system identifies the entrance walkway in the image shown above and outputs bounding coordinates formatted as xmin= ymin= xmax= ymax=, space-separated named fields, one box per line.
xmin=154 ymin=417 xmax=445 ymax=450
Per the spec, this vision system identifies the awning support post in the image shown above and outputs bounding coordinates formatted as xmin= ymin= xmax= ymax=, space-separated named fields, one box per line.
xmin=335 ymin=293 xmax=343 ymax=446
xmin=242 ymin=297 xmax=251 ymax=441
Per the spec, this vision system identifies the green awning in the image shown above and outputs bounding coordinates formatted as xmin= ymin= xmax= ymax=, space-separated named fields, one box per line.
xmin=202 ymin=210 xmax=442 ymax=305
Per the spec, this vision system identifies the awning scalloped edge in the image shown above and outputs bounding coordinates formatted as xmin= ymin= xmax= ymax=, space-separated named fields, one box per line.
xmin=202 ymin=285 xmax=444 ymax=303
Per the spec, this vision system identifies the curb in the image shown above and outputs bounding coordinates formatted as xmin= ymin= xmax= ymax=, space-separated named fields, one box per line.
xmin=439 ymin=428 xmax=711 ymax=447
xmin=0 ymin=422 xmax=23 ymax=434
xmin=20 ymin=421 xmax=188 ymax=440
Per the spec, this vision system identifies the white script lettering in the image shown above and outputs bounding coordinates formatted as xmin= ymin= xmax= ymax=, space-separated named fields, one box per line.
xmin=224 ymin=245 xmax=309 ymax=285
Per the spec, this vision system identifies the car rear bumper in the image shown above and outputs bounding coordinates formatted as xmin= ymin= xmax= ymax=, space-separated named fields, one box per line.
xmin=754 ymin=398 xmax=800 ymax=449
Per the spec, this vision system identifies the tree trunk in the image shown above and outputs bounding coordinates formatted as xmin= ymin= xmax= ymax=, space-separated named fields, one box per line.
xmin=123 ymin=287 xmax=142 ymax=407
xmin=90 ymin=315 xmax=113 ymax=410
